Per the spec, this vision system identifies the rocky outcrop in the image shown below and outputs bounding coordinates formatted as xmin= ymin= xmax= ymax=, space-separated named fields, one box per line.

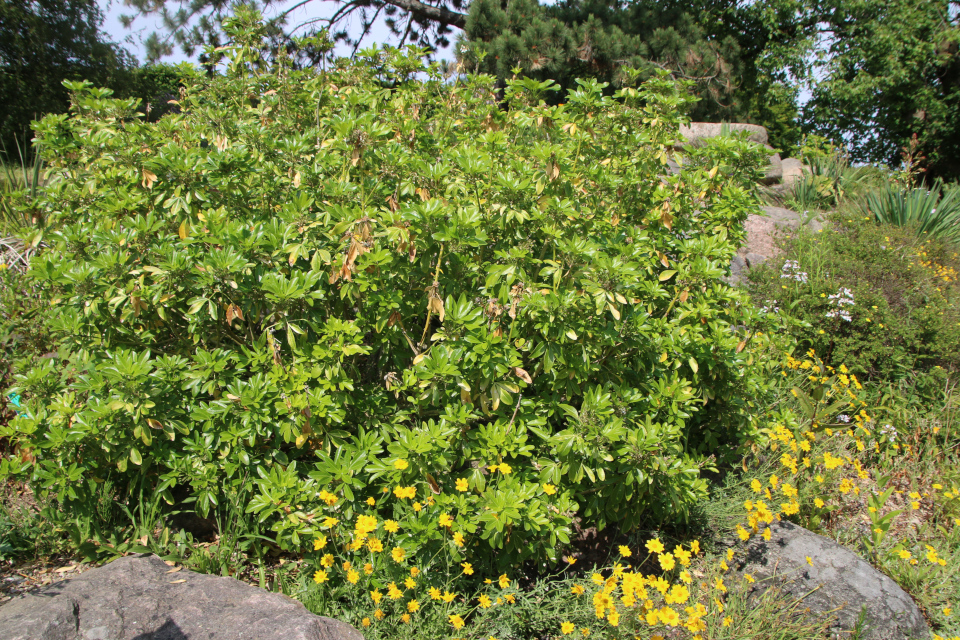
xmin=0 ymin=554 xmax=364 ymax=640
xmin=679 ymin=122 xmax=768 ymax=145
xmin=727 ymin=206 xmax=822 ymax=284
xmin=733 ymin=521 xmax=929 ymax=640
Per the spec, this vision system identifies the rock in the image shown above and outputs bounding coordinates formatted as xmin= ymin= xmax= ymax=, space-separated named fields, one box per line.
xmin=734 ymin=521 xmax=929 ymax=640
xmin=781 ymin=157 xmax=806 ymax=186
xmin=730 ymin=255 xmax=747 ymax=277
xmin=744 ymin=253 xmax=767 ymax=268
xmin=762 ymin=151 xmax=783 ymax=185
xmin=679 ymin=122 xmax=768 ymax=145
xmin=0 ymin=554 xmax=364 ymax=640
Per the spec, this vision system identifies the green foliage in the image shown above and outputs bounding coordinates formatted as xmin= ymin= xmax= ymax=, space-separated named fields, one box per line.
xmin=795 ymin=0 xmax=960 ymax=180
xmin=112 ymin=64 xmax=184 ymax=123
xmin=858 ymin=181 xmax=960 ymax=244
xmin=748 ymin=212 xmax=960 ymax=381
xmin=2 ymin=12 xmax=776 ymax=568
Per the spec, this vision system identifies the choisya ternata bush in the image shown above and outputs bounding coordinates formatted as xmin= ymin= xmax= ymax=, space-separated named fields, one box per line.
xmin=3 ymin=10 xmax=773 ymax=566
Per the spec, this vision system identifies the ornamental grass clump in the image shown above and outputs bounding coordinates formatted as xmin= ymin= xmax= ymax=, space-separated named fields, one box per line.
xmin=1 ymin=9 xmax=774 ymax=567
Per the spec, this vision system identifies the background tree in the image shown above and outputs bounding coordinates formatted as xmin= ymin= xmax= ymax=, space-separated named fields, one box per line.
xmin=0 ymin=0 xmax=131 ymax=154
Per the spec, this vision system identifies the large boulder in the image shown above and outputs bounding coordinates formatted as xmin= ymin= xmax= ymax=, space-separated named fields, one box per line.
xmin=679 ymin=122 xmax=768 ymax=145
xmin=0 ymin=554 xmax=364 ymax=640
xmin=781 ymin=157 xmax=807 ymax=186
xmin=733 ymin=521 xmax=929 ymax=640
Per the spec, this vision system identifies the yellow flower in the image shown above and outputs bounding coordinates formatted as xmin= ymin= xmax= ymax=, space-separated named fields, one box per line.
xmin=591 ymin=573 xmax=604 ymax=585
xmin=393 ymin=486 xmax=416 ymax=499
xmin=347 ymin=569 xmax=360 ymax=584
xmin=400 ymin=614 xmax=410 ymax=624
xmin=355 ymin=514 xmax=377 ymax=535
xmin=455 ymin=478 xmax=468 ymax=491
xmin=806 ymin=556 xmax=814 ymax=567
xmin=407 ymin=599 xmax=420 ymax=613
xmin=364 ymin=563 xmax=373 ymax=575
xmin=367 ymin=537 xmax=383 ymax=553
xmin=442 ymin=590 xmax=456 ymax=603
xmin=944 ymin=607 xmax=952 ymax=617
xmin=410 ymin=567 xmax=420 ymax=577
xmin=660 ymin=606 xmax=680 ymax=626
xmin=366 ymin=497 xmax=376 ymax=506
xmin=321 ymin=554 xmax=334 ymax=568
xmin=371 ymin=589 xmax=383 ymax=603
xmin=405 ymin=577 xmax=416 ymax=589
xmin=499 ymin=574 xmax=511 ymax=589
xmin=449 ymin=614 xmax=465 ymax=630
xmin=413 ymin=501 xmax=422 ymax=512
xmin=561 ymin=621 xmax=575 ymax=635
xmin=646 ymin=538 xmax=665 ymax=554
xmin=374 ymin=608 xmax=385 ymax=620
xmin=453 ymin=531 xmax=465 ymax=547
xmin=680 ymin=570 xmax=692 ymax=584
xmin=388 ymin=582 xmax=403 ymax=600
xmin=361 ymin=617 xmax=370 ymax=628
xmin=462 ymin=562 xmax=474 ymax=575
xmin=607 ymin=609 xmax=620 ymax=626
xmin=506 ymin=594 xmax=515 ymax=603
xmin=659 ymin=552 xmax=676 ymax=571
xmin=322 ymin=517 xmax=339 ymax=528
xmin=439 ymin=513 xmax=453 ymax=527
xmin=313 ymin=535 xmax=327 ymax=550
xmin=619 ymin=545 xmax=632 ymax=557
xmin=384 ymin=520 xmax=400 ymax=533
xmin=723 ymin=616 xmax=732 ymax=627
xmin=571 ymin=584 xmax=585 ymax=596
xmin=751 ymin=479 xmax=762 ymax=493
xmin=814 ymin=498 xmax=825 ymax=508
xmin=543 ymin=483 xmax=557 ymax=495
xmin=499 ymin=463 xmax=513 ymax=475
xmin=762 ymin=528 xmax=772 ymax=541
xmin=391 ymin=547 xmax=406 ymax=562
xmin=714 ymin=577 xmax=727 ymax=593
xmin=313 ymin=569 xmax=328 ymax=583
xmin=394 ymin=459 xmax=409 ymax=470
xmin=479 ymin=594 xmax=493 ymax=608
xmin=744 ymin=573 xmax=755 ymax=583
xmin=690 ymin=540 xmax=700 ymax=555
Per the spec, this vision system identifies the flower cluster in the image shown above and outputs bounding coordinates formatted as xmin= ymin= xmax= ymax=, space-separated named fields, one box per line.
xmin=825 ymin=287 xmax=855 ymax=321
xmin=780 ymin=260 xmax=809 ymax=283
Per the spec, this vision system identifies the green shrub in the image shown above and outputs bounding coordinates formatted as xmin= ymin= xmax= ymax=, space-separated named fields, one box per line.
xmin=2 ymin=11 xmax=776 ymax=567
xmin=747 ymin=211 xmax=960 ymax=380
xmin=858 ymin=181 xmax=960 ymax=243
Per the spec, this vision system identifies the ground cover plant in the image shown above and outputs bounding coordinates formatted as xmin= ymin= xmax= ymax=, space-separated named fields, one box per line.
xmin=0 ymin=7 xmax=773 ymax=575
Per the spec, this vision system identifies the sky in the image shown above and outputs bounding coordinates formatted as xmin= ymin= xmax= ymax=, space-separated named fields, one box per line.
xmin=98 ymin=0 xmax=450 ymax=65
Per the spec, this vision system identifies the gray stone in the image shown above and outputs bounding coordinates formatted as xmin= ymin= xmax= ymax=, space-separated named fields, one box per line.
xmin=782 ymin=157 xmax=806 ymax=185
xmin=0 ymin=555 xmax=364 ymax=640
xmin=744 ymin=253 xmax=767 ymax=268
xmin=679 ymin=122 xmax=768 ymax=145
xmin=734 ymin=521 xmax=929 ymax=640
xmin=730 ymin=254 xmax=747 ymax=276
xmin=762 ymin=151 xmax=783 ymax=185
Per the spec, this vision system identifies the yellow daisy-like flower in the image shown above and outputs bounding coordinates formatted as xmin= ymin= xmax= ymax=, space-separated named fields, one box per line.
xmin=591 ymin=573 xmax=604 ymax=585
xmin=543 ymin=483 xmax=557 ymax=495
xmin=366 ymin=497 xmax=376 ymax=506
xmin=371 ymin=589 xmax=383 ymax=603
xmin=374 ymin=608 xmax=385 ymax=620
xmin=479 ymin=594 xmax=493 ymax=608
xmin=384 ymin=520 xmax=400 ymax=533
xmin=322 ymin=517 xmax=339 ymax=528
xmin=750 ymin=479 xmax=762 ymax=493
xmin=659 ymin=552 xmax=676 ymax=571
xmin=367 ymin=537 xmax=383 ymax=553
xmin=439 ymin=513 xmax=453 ymax=527
xmin=814 ymin=498 xmax=825 ymax=508
xmin=561 ymin=621 xmax=575 ymax=635
xmin=455 ymin=478 xmax=469 ymax=491
xmin=645 ymin=538 xmax=665 ymax=554
xmin=762 ymin=528 xmax=772 ymax=541
xmin=347 ymin=569 xmax=360 ymax=584
xmin=453 ymin=531 xmax=465 ymax=547
xmin=404 ymin=577 xmax=416 ymax=589
xmin=387 ymin=582 xmax=403 ymax=600
xmin=321 ymin=554 xmax=334 ymax=568
xmin=361 ymin=617 xmax=370 ymax=628
xmin=391 ymin=547 xmax=406 ymax=562
xmin=412 ymin=501 xmax=422 ymax=512
xmin=394 ymin=459 xmax=409 ymax=470
xmin=313 ymin=569 xmax=328 ymax=583
xmin=442 ymin=590 xmax=456 ymax=603
xmin=571 ymin=584 xmax=585 ymax=596
xmin=400 ymin=614 xmax=410 ymax=624
xmin=407 ymin=599 xmax=420 ymax=613
xmin=499 ymin=463 xmax=513 ymax=475
xmin=363 ymin=563 xmax=373 ymax=575
xmin=449 ymin=614 xmax=465 ymax=630
xmin=618 ymin=545 xmax=632 ymax=557
xmin=313 ymin=535 xmax=327 ymax=550
xmin=461 ymin=562 xmax=474 ymax=575
xmin=498 ymin=574 xmax=511 ymax=589
xmin=429 ymin=586 xmax=442 ymax=600
xmin=410 ymin=567 xmax=420 ymax=577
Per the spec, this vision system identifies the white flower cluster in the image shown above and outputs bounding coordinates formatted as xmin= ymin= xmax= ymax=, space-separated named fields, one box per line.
xmin=826 ymin=287 xmax=854 ymax=322
xmin=837 ymin=414 xmax=851 ymax=423
xmin=880 ymin=424 xmax=898 ymax=441
xmin=780 ymin=260 xmax=809 ymax=283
